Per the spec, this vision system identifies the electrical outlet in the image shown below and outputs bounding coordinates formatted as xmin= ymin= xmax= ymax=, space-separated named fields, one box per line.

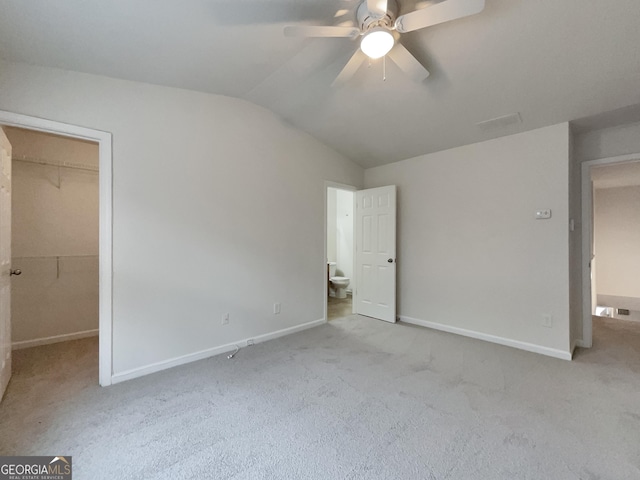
xmin=222 ymin=313 xmax=229 ymax=325
xmin=542 ymin=314 xmax=553 ymax=328
xmin=273 ymin=302 xmax=281 ymax=314
xmin=247 ymin=339 xmax=254 ymax=346
xmin=535 ymin=209 xmax=552 ymax=220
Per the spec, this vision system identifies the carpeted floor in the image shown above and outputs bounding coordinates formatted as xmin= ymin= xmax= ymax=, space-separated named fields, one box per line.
xmin=1 ymin=315 xmax=639 ymax=479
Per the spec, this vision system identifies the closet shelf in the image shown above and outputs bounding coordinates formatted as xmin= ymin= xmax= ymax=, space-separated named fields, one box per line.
xmin=12 ymin=254 xmax=98 ymax=259
xmin=13 ymin=155 xmax=98 ymax=173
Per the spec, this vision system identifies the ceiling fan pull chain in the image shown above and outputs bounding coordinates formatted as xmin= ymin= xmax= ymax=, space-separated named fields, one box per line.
xmin=383 ymin=55 xmax=386 ymax=81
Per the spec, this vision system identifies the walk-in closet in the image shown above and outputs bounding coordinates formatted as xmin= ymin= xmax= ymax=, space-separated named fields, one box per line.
xmin=5 ymin=127 xmax=99 ymax=350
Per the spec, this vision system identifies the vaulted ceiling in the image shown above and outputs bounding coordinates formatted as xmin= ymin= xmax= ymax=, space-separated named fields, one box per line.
xmin=1 ymin=0 xmax=640 ymax=167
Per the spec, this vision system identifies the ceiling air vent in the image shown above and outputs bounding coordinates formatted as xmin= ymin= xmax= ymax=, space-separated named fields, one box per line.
xmin=476 ymin=112 xmax=522 ymax=131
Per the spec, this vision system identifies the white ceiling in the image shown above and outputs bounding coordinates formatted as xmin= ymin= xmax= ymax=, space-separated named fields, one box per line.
xmin=592 ymin=161 xmax=640 ymax=190
xmin=1 ymin=0 xmax=640 ymax=168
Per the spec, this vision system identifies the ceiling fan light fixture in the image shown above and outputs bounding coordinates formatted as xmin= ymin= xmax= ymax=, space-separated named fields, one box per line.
xmin=360 ymin=27 xmax=395 ymax=59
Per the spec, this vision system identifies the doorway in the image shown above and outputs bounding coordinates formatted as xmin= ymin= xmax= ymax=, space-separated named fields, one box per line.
xmin=581 ymin=154 xmax=640 ymax=347
xmin=323 ymin=183 xmax=398 ymax=324
xmin=6 ymin=126 xmax=99 ymax=343
xmin=326 ymin=184 xmax=355 ymax=321
xmin=0 ymin=110 xmax=112 ymax=387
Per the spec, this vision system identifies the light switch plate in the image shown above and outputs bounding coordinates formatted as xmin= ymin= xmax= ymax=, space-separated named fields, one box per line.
xmin=535 ymin=209 xmax=552 ymax=219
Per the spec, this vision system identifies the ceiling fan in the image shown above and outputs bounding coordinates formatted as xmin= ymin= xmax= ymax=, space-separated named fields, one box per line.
xmin=283 ymin=0 xmax=485 ymax=85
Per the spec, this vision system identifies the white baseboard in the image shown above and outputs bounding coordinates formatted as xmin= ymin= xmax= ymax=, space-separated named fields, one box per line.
xmin=111 ymin=318 xmax=326 ymax=384
xmin=12 ymin=329 xmax=99 ymax=350
xmin=399 ymin=316 xmax=572 ymax=361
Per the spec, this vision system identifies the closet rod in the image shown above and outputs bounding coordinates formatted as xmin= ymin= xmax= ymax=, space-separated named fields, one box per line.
xmin=12 ymin=254 xmax=97 ymax=279
xmin=13 ymin=155 xmax=99 ymax=173
xmin=13 ymin=254 xmax=98 ymax=259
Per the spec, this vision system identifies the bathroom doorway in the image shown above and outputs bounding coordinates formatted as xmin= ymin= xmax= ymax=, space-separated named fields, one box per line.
xmin=581 ymin=154 xmax=640 ymax=348
xmin=590 ymin=160 xmax=640 ymax=322
xmin=326 ymin=183 xmax=355 ymax=321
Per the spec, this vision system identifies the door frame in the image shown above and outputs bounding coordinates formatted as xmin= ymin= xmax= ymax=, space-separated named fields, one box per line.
xmin=0 ymin=110 xmax=113 ymax=387
xmin=580 ymin=153 xmax=640 ymax=348
xmin=324 ymin=181 xmax=356 ymax=322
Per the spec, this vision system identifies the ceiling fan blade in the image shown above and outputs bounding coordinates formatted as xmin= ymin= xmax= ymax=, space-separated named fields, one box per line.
xmin=367 ymin=0 xmax=388 ymax=18
xmin=332 ymin=49 xmax=366 ymax=86
xmin=284 ymin=25 xmax=360 ymax=38
xmin=212 ymin=0 xmax=350 ymax=25
xmin=395 ymin=0 xmax=485 ymax=33
xmin=387 ymin=43 xmax=430 ymax=83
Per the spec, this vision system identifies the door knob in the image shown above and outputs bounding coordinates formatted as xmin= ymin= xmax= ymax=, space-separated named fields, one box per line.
xmin=387 ymin=258 xmax=393 ymax=263
xmin=10 ymin=269 xmax=21 ymax=276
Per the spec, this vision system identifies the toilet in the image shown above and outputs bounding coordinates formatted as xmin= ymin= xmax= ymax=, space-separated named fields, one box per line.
xmin=328 ymin=262 xmax=350 ymax=299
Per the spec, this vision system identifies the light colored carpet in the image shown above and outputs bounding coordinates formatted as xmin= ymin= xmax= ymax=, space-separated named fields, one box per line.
xmin=1 ymin=315 xmax=639 ymax=479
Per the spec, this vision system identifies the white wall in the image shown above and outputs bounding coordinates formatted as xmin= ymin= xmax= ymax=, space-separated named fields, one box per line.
xmin=327 ymin=187 xmax=354 ymax=284
xmin=0 ymin=60 xmax=363 ymax=377
xmin=335 ymin=189 xmax=354 ymax=282
xmin=568 ymin=127 xmax=582 ymax=348
xmin=594 ymin=186 xmax=640 ymax=300
xmin=6 ymin=128 xmax=99 ymax=345
xmin=365 ymin=123 xmax=571 ymax=356
xmin=327 ymin=188 xmax=337 ymax=263
xmin=574 ymin=122 xmax=640 ymax=162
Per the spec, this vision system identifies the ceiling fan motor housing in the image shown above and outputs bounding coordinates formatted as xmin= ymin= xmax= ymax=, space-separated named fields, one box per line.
xmin=357 ymin=0 xmax=398 ymax=32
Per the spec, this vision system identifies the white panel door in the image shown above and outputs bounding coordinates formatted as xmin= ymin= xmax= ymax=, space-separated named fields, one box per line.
xmin=355 ymin=185 xmax=396 ymax=323
xmin=0 ymin=128 xmax=12 ymax=401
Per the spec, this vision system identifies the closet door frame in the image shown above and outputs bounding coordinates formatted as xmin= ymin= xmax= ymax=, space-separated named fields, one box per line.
xmin=0 ymin=110 xmax=113 ymax=387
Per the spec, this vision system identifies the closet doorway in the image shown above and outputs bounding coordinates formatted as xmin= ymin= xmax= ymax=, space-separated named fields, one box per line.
xmin=0 ymin=110 xmax=112 ymax=388
xmin=5 ymin=127 xmax=99 ymax=367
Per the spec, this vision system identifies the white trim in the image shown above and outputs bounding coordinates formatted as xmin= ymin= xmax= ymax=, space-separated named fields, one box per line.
xmin=324 ymin=181 xmax=357 ymax=322
xmin=399 ymin=315 xmax=573 ymax=360
xmin=580 ymin=153 xmax=640 ymax=350
xmin=0 ymin=110 xmax=113 ymax=386
xmin=112 ymin=318 xmax=326 ymax=384
xmin=12 ymin=329 xmax=98 ymax=350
